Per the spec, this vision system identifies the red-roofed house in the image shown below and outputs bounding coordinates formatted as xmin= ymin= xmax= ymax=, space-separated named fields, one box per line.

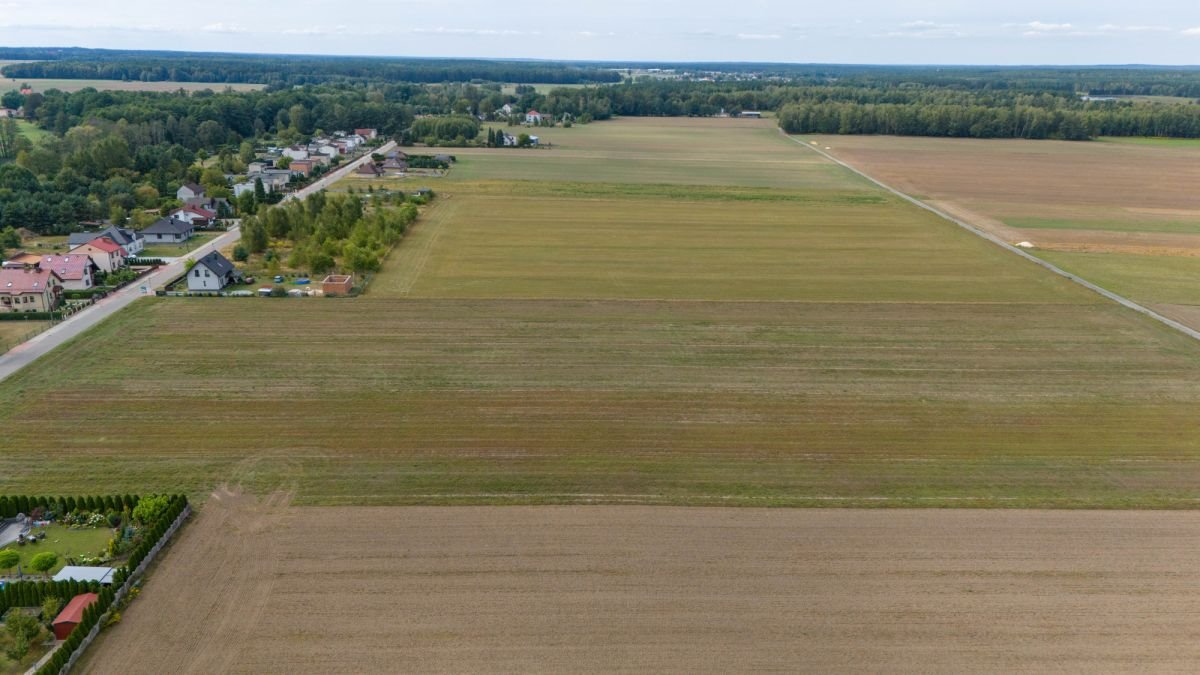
xmin=524 ymin=110 xmax=543 ymax=124
xmin=52 ymin=593 xmax=99 ymax=640
xmin=289 ymin=159 xmax=315 ymax=177
xmin=354 ymin=128 xmax=378 ymax=140
xmin=3 ymin=253 xmax=97 ymax=290
xmin=69 ymin=236 xmax=128 ymax=274
xmin=0 ymin=266 xmax=62 ymax=312
xmin=169 ymin=204 xmax=217 ymax=228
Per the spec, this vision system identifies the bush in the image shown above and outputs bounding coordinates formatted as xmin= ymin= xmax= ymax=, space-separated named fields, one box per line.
xmin=232 ymin=244 xmax=248 ymax=262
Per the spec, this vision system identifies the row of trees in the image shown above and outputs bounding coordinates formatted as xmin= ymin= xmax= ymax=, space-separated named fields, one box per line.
xmin=239 ymin=190 xmax=420 ymax=275
xmin=0 ymin=493 xmax=140 ymax=518
xmin=777 ymin=99 xmax=1200 ymax=139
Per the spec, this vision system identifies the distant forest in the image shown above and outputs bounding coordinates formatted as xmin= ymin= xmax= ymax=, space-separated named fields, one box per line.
xmin=0 ymin=49 xmax=623 ymax=86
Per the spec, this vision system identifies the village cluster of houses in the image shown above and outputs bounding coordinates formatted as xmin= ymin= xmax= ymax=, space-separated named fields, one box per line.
xmin=1 ymin=229 xmax=132 ymax=312
xmin=0 ymin=182 xmax=237 ymax=312
xmin=234 ymin=128 xmax=377 ymax=196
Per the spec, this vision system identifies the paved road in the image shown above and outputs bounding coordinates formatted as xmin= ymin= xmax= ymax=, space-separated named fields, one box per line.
xmin=0 ymin=141 xmax=396 ymax=383
xmin=783 ymin=133 xmax=1200 ymax=343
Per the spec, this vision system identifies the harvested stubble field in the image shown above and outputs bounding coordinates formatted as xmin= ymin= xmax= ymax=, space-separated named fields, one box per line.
xmin=4 ymin=118 xmax=1200 ymax=507
xmin=808 ymin=134 xmax=1200 ymax=328
xmin=2 ymin=297 xmax=1200 ymax=506
xmin=81 ymin=493 xmax=1200 ymax=674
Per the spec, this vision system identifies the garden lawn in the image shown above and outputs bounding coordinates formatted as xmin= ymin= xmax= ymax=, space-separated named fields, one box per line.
xmin=1 ymin=525 xmax=113 ymax=576
xmin=140 ymin=232 xmax=222 ymax=259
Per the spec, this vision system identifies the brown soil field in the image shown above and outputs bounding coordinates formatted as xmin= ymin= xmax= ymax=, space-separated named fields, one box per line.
xmin=82 ymin=493 xmax=1200 ymax=674
xmin=810 ymin=135 xmax=1200 ymax=218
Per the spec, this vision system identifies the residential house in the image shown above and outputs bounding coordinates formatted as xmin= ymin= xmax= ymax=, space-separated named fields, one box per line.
xmin=499 ymin=131 xmax=518 ymax=146
xmin=187 ymin=251 xmax=242 ymax=291
xmin=382 ymin=157 xmax=407 ymax=173
xmin=282 ymin=145 xmax=309 ymax=161
xmin=176 ymin=182 xmax=206 ymax=202
xmin=0 ymin=266 xmax=63 ymax=312
xmin=385 ymin=150 xmax=408 ymax=160
xmin=500 ymin=103 xmax=514 ymax=116
xmin=247 ymin=160 xmax=272 ymax=174
xmin=527 ymin=136 xmax=540 ymax=146
xmin=4 ymin=254 xmax=97 ymax=291
xmin=0 ymin=108 xmax=19 ymax=118
xmin=141 ymin=217 xmax=195 ymax=245
xmin=69 ymin=237 xmax=127 ymax=273
xmin=314 ymin=144 xmax=340 ymax=158
xmin=356 ymin=162 xmax=383 ymax=177
xmin=233 ymin=181 xmax=255 ymax=197
xmin=169 ymin=204 xmax=217 ymax=228
xmin=525 ymin=110 xmax=544 ymax=124
xmin=68 ymin=225 xmax=144 ymax=256
xmin=355 ymin=128 xmax=378 ymax=140
xmin=289 ymin=159 xmax=315 ymax=177
xmin=308 ymin=154 xmax=331 ymax=168
xmin=185 ymin=196 xmax=230 ymax=215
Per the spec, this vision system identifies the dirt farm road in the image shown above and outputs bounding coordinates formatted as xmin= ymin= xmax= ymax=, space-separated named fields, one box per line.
xmin=0 ymin=142 xmax=394 ymax=384
xmin=784 ymin=133 xmax=1200 ymax=343
xmin=81 ymin=495 xmax=1200 ymax=674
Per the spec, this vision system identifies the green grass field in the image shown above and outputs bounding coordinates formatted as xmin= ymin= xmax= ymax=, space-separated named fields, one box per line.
xmin=1035 ymin=251 xmax=1200 ymax=306
xmin=15 ymin=120 xmax=51 ymax=145
xmin=3 ymin=117 xmax=1200 ymax=507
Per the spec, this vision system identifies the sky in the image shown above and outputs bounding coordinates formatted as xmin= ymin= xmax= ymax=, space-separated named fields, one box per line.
xmin=2 ymin=0 xmax=1200 ymax=65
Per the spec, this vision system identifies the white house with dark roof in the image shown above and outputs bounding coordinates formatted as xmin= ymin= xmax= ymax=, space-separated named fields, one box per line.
xmin=142 ymin=217 xmax=196 ymax=244
xmin=187 ymin=251 xmax=242 ymax=291
xmin=176 ymin=183 xmax=206 ymax=202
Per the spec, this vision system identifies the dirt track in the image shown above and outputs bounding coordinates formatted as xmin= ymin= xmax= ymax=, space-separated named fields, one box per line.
xmin=82 ymin=494 xmax=1200 ymax=674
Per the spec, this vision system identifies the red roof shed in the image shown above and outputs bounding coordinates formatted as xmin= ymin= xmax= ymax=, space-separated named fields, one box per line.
xmin=52 ymin=593 xmax=99 ymax=641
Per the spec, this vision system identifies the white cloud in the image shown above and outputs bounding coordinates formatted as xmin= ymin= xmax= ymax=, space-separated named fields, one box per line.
xmin=411 ymin=27 xmax=536 ymax=36
xmin=736 ymin=33 xmax=781 ymax=40
xmin=1183 ymin=26 xmax=1200 ymax=36
xmin=1099 ymin=24 xmax=1169 ymax=33
xmin=201 ymin=23 xmax=248 ymax=34
xmin=1025 ymin=21 xmax=1074 ymax=32
xmin=887 ymin=20 xmax=964 ymax=39
xmin=577 ymin=31 xmax=616 ymax=38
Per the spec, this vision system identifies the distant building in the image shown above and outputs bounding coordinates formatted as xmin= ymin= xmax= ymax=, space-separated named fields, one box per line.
xmin=289 ymin=159 xmax=315 ymax=177
xmin=524 ymin=110 xmax=544 ymax=124
xmin=356 ymin=162 xmax=383 ymax=177
xmin=176 ymin=183 xmax=206 ymax=202
xmin=354 ymin=128 xmax=378 ymax=140
xmin=282 ymin=145 xmax=309 ymax=161
xmin=739 ymin=111 xmax=764 ymax=118
xmin=187 ymin=251 xmax=242 ymax=291
xmin=169 ymin=204 xmax=217 ymax=228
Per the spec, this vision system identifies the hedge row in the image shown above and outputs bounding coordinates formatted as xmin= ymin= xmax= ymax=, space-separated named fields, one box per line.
xmin=0 ymin=493 xmax=188 ymax=675
xmin=62 ymin=288 xmax=108 ymax=300
xmin=126 ymin=257 xmax=164 ymax=266
xmin=33 ymin=493 xmax=188 ymax=675
xmin=0 ymin=495 xmax=138 ymax=519
xmin=0 ymin=312 xmax=62 ymax=321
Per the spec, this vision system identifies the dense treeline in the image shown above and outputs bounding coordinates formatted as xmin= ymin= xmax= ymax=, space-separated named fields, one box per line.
xmin=0 ymin=51 xmax=622 ymax=87
xmin=777 ymin=97 xmax=1200 ymax=139
xmin=239 ymin=190 xmax=418 ymax=274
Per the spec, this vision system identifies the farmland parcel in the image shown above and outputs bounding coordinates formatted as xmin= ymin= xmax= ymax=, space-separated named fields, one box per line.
xmin=2 ymin=118 xmax=1200 ymax=507
xmin=806 ymin=134 xmax=1200 ymax=330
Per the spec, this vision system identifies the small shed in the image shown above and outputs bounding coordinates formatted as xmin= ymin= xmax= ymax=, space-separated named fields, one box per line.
xmin=322 ymin=274 xmax=353 ymax=296
xmin=53 ymin=566 xmax=116 ymax=585
xmin=52 ymin=593 xmax=99 ymax=641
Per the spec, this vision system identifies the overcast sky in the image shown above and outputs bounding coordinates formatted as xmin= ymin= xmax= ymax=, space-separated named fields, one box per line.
xmin=2 ymin=0 xmax=1200 ymax=64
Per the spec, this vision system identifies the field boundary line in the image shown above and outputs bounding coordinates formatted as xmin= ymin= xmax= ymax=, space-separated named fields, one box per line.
xmin=782 ymin=132 xmax=1200 ymax=343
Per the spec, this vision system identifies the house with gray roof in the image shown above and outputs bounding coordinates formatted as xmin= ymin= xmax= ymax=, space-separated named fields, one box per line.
xmin=187 ymin=251 xmax=242 ymax=291
xmin=142 ymin=217 xmax=196 ymax=244
xmin=68 ymin=226 xmax=144 ymax=256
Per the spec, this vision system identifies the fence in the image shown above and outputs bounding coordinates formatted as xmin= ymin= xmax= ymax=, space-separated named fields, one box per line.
xmin=57 ymin=503 xmax=192 ymax=675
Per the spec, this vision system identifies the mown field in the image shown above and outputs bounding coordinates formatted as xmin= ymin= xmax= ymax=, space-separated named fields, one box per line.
xmin=4 ymin=118 xmax=1200 ymax=507
xmin=810 ymin=134 xmax=1200 ymax=328
xmin=1 ymin=78 xmax=264 ymax=94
